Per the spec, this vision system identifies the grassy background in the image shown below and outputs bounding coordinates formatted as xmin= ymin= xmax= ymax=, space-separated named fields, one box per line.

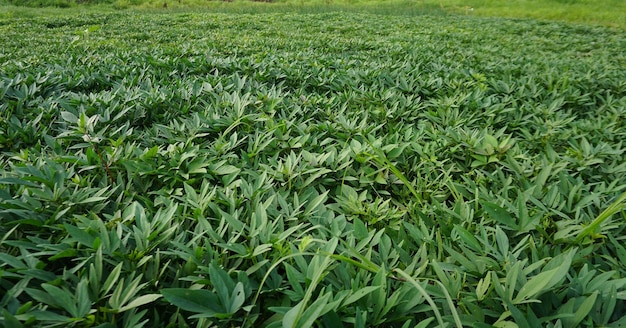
xmin=436 ymin=0 xmax=626 ymax=28
xmin=1 ymin=0 xmax=625 ymax=28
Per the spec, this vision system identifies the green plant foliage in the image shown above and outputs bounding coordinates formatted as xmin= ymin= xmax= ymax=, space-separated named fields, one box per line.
xmin=0 ymin=10 xmax=625 ymax=328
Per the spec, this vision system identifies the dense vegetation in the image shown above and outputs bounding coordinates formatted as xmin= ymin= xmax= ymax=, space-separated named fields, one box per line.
xmin=1 ymin=10 xmax=625 ymax=327
xmin=1 ymin=0 xmax=625 ymax=29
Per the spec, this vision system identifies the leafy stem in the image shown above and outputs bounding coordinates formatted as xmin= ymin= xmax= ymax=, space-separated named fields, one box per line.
xmin=85 ymin=134 xmax=115 ymax=185
xmin=574 ymin=190 xmax=626 ymax=243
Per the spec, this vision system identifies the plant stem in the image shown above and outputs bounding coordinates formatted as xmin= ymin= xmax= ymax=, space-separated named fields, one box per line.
xmin=93 ymin=143 xmax=115 ymax=185
xmin=574 ymin=190 xmax=626 ymax=243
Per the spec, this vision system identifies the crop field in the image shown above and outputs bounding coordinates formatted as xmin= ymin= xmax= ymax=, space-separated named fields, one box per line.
xmin=1 ymin=10 xmax=626 ymax=327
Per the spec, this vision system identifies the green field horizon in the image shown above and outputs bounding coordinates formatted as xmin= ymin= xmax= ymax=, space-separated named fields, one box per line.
xmin=1 ymin=0 xmax=625 ymax=28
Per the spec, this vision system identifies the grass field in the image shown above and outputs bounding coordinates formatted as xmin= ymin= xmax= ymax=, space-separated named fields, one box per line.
xmin=1 ymin=5 xmax=626 ymax=328
xmin=1 ymin=0 xmax=625 ymax=28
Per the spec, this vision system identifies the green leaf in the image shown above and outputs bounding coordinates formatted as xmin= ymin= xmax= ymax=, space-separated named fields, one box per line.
xmin=414 ymin=318 xmax=436 ymax=328
xmin=575 ymin=190 xmax=626 ymax=243
xmin=533 ymin=165 xmax=552 ymax=197
xmin=353 ymin=218 xmax=369 ymax=240
xmin=118 ymin=294 xmax=162 ymax=313
xmin=41 ymin=284 xmax=76 ymax=316
xmin=75 ymin=279 xmax=91 ymax=318
xmin=304 ymin=190 xmax=329 ymax=216
xmin=187 ymin=159 xmax=209 ymax=174
xmin=102 ymin=263 xmax=123 ymax=296
xmin=48 ymin=248 xmax=78 ymax=261
xmin=213 ymin=164 xmax=240 ymax=175
xmin=75 ymin=196 xmax=108 ymax=204
xmin=476 ymin=272 xmax=492 ymax=301
xmin=63 ymin=223 xmax=96 ymax=249
xmin=504 ymin=299 xmax=532 ymax=328
xmin=495 ymin=226 xmax=509 ymax=256
xmin=513 ymin=267 xmax=560 ymax=304
xmin=562 ymin=291 xmax=598 ymax=327
xmin=2 ymin=310 xmax=24 ymax=328
xmin=0 ymin=177 xmax=39 ymax=187
xmin=108 ymin=275 xmax=146 ymax=311
xmin=297 ymin=291 xmax=332 ymax=328
xmin=282 ymin=301 xmax=304 ymax=328
xmin=29 ymin=310 xmax=72 ymax=322
xmin=60 ymin=111 xmax=78 ymax=123
xmin=161 ymin=288 xmax=221 ymax=317
xmin=209 ymin=263 xmax=234 ymax=310
xmin=0 ymin=253 xmax=26 ymax=269
xmin=343 ymin=286 xmax=380 ymax=307
xmin=251 ymin=244 xmax=273 ymax=257
xmin=227 ymin=282 xmax=245 ymax=314
xmin=25 ymin=288 xmax=59 ymax=308
xmin=392 ymin=268 xmax=452 ymax=328
xmin=453 ymin=225 xmax=482 ymax=253
xmin=481 ymin=201 xmax=517 ymax=229
xmin=285 ymin=263 xmax=305 ymax=297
